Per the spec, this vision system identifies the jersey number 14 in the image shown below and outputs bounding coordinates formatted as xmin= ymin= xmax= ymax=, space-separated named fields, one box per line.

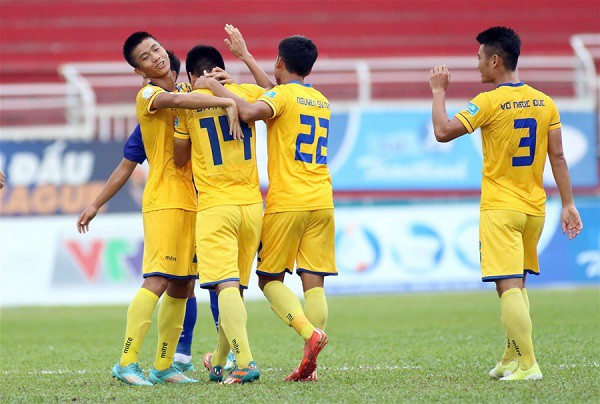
xmin=200 ymin=115 xmax=252 ymax=166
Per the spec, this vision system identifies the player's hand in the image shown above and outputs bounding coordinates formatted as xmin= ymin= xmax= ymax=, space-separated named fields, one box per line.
xmin=224 ymin=101 xmax=244 ymax=140
xmin=224 ymin=24 xmax=250 ymax=60
xmin=205 ymin=67 xmax=234 ymax=85
xmin=561 ymin=205 xmax=583 ymax=240
xmin=429 ymin=65 xmax=451 ymax=93
xmin=194 ymin=74 xmax=218 ymax=90
xmin=77 ymin=205 xmax=99 ymax=234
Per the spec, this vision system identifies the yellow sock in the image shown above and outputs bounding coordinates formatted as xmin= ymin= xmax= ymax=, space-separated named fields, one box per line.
xmin=501 ymin=288 xmax=536 ymax=370
xmin=263 ymin=281 xmax=314 ymax=340
xmin=304 ymin=287 xmax=328 ymax=330
xmin=522 ymin=288 xmax=530 ymax=312
xmin=119 ymin=288 xmax=158 ymax=366
xmin=218 ymin=287 xmax=253 ymax=368
xmin=212 ymin=316 xmax=229 ymax=367
xmin=153 ymin=294 xmax=187 ymax=371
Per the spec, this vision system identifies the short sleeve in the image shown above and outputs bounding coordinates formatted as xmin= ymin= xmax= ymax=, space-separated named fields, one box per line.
xmin=454 ymin=92 xmax=493 ymax=134
xmin=137 ymin=85 xmax=165 ymax=116
xmin=123 ymin=124 xmax=146 ymax=164
xmin=548 ymin=99 xmax=562 ymax=130
xmin=257 ymin=86 xmax=286 ymax=119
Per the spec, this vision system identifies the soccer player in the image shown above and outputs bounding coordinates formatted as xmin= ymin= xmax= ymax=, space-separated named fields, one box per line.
xmin=429 ymin=26 xmax=583 ymax=381
xmin=79 ymin=31 xmax=241 ymax=386
xmin=199 ymin=27 xmax=336 ymax=382
xmin=173 ymin=44 xmax=265 ymax=384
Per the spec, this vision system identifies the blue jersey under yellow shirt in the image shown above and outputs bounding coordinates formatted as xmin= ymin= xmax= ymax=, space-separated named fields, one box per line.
xmin=257 ymin=81 xmax=334 ymax=213
xmin=455 ymin=82 xmax=561 ymax=216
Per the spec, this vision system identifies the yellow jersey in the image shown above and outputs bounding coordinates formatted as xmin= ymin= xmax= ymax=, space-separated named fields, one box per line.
xmin=136 ymin=83 xmax=197 ymax=213
xmin=257 ymin=81 xmax=334 ymax=214
xmin=455 ymin=82 xmax=561 ymax=216
xmin=173 ymin=83 xmax=264 ymax=210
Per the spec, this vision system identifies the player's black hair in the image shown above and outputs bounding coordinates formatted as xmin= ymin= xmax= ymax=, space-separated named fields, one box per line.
xmin=166 ymin=50 xmax=180 ymax=78
xmin=476 ymin=26 xmax=521 ymax=71
xmin=185 ymin=45 xmax=226 ymax=78
xmin=123 ymin=31 xmax=156 ymax=68
xmin=278 ymin=35 xmax=318 ymax=77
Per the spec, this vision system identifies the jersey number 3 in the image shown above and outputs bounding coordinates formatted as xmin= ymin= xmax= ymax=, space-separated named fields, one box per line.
xmin=200 ymin=116 xmax=252 ymax=166
xmin=295 ymin=114 xmax=329 ymax=164
xmin=512 ymin=118 xmax=537 ymax=167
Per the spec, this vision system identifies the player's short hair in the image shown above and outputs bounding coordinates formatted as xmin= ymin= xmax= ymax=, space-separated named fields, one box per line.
xmin=185 ymin=45 xmax=226 ymax=78
xmin=476 ymin=27 xmax=521 ymax=71
xmin=278 ymin=35 xmax=318 ymax=77
xmin=166 ymin=50 xmax=180 ymax=78
xmin=123 ymin=31 xmax=156 ymax=68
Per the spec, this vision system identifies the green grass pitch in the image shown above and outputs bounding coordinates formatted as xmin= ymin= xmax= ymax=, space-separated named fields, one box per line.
xmin=1 ymin=288 xmax=599 ymax=402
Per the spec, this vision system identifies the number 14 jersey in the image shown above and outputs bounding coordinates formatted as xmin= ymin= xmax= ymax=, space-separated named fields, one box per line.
xmin=174 ymin=83 xmax=264 ymax=211
xmin=455 ymin=82 xmax=562 ymax=216
xmin=258 ymin=81 xmax=334 ymax=214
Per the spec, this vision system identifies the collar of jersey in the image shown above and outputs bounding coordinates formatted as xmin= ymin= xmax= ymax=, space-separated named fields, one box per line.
xmin=497 ymin=82 xmax=525 ymax=88
xmin=288 ymin=80 xmax=312 ymax=87
xmin=147 ymin=81 xmax=171 ymax=91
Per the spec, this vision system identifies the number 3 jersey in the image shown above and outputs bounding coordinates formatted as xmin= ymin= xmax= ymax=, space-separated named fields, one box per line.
xmin=455 ymin=83 xmax=561 ymax=216
xmin=174 ymin=83 xmax=264 ymax=211
xmin=258 ymin=81 xmax=334 ymax=214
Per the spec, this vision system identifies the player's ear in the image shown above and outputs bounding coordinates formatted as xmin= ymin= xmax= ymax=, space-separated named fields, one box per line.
xmin=275 ymin=56 xmax=284 ymax=69
xmin=134 ymin=67 xmax=145 ymax=78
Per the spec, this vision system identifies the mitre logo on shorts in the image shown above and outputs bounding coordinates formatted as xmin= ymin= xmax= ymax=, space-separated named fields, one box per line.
xmin=466 ymin=102 xmax=480 ymax=116
xmin=142 ymin=86 xmax=155 ymax=99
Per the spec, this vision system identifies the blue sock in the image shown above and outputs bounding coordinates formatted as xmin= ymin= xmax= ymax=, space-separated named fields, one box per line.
xmin=209 ymin=289 xmax=219 ymax=331
xmin=176 ymin=297 xmax=197 ymax=356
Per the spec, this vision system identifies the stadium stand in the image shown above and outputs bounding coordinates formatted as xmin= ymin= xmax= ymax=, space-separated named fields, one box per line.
xmin=1 ymin=0 xmax=599 ymax=82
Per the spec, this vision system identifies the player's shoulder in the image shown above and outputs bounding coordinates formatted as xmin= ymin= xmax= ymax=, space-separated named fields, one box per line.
xmin=137 ymin=83 xmax=165 ymax=101
xmin=523 ymin=84 xmax=555 ymax=103
xmin=226 ymin=83 xmax=265 ymax=100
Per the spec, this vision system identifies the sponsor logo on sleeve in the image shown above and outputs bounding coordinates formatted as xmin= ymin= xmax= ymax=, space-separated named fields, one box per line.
xmin=466 ymin=102 xmax=480 ymax=116
xmin=263 ymin=91 xmax=276 ymax=99
xmin=174 ymin=116 xmax=178 ymax=126
xmin=142 ymin=87 xmax=155 ymax=99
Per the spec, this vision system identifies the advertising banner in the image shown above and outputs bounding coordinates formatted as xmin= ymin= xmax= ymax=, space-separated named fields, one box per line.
xmin=1 ymin=198 xmax=597 ymax=307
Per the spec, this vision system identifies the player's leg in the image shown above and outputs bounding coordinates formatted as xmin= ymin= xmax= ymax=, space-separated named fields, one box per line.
xmin=173 ymin=284 xmax=197 ymax=372
xmin=500 ymin=214 xmax=544 ymax=381
xmin=112 ymin=209 xmax=175 ymax=385
xmin=291 ymin=209 xmax=337 ymax=381
xmin=480 ymin=209 xmax=525 ymax=379
xmin=258 ymin=212 xmax=316 ymax=341
xmin=145 ymin=209 xmax=198 ymax=384
xmin=111 ymin=275 xmax=167 ymax=386
xmin=197 ymin=205 xmax=258 ymax=384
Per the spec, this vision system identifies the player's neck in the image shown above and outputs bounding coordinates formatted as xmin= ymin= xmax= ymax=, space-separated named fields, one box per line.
xmin=280 ymin=72 xmax=305 ymax=85
xmin=493 ymin=71 xmax=520 ymax=86
xmin=148 ymin=73 xmax=176 ymax=91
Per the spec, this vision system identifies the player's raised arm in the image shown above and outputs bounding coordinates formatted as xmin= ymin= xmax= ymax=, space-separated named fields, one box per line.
xmin=77 ymin=158 xmax=137 ymax=233
xmin=429 ymin=65 xmax=468 ymax=142
xmin=224 ymin=24 xmax=275 ymax=90
xmin=196 ymin=76 xmax=273 ymax=124
xmin=547 ymin=127 xmax=583 ymax=239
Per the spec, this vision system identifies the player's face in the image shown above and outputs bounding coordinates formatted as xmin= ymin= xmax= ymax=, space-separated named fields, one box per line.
xmin=477 ymin=45 xmax=494 ymax=83
xmin=132 ymin=38 xmax=171 ymax=78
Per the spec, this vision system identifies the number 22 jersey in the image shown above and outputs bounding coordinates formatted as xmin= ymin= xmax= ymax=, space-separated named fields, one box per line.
xmin=258 ymin=81 xmax=334 ymax=214
xmin=455 ymin=82 xmax=561 ymax=216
